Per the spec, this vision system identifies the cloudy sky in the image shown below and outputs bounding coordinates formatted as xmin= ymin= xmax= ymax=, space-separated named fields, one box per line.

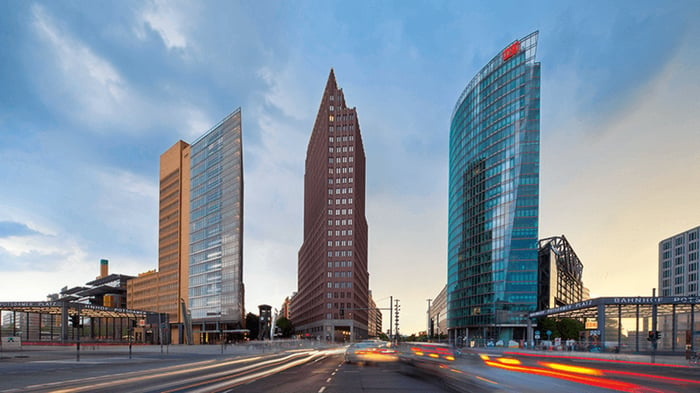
xmin=1 ymin=0 xmax=699 ymax=335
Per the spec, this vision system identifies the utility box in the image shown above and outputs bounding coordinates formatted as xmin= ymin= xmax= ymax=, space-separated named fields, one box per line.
xmin=1 ymin=336 xmax=22 ymax=350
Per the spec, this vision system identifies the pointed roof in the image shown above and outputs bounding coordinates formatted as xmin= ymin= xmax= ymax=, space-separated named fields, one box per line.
xmin=324 ymin=68 xmax=337 ymax=93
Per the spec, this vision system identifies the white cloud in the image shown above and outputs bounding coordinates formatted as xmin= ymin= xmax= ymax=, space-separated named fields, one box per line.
xmin=136 ymin=0 xmax=193 ymax=51
xmin=31 ymin=4 xmax=129 ymax=127
xmin=29 ymin=4 xmax=210 ymax=137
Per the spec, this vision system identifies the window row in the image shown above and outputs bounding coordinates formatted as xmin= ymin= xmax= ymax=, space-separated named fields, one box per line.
xmin=327 ymin=240 xmax=354 ymax=247
xmin=326 ymin=281 xmax=354 ymax=288
xmin=328 ymin=156 xmax=354 ymax=164
xmin=328 ymin=146 xmax=354 ymax=153
xmin=327 ymin=187 xmax=354 ymax=195
xmin=329 ymin=124 xmax=355 ymax=133
xmin=328 ymin=136 xmax=355 ymax=143
xmin=327 ymin=219 xmax=353 ymax=226
xmin=328 ymin=198 xmax=353 ymax=206
xmin=327 ymin=250 xmax=353 ymax=257
xmin=326 ymin=271 xmax=353 ymax=278
xmin=327 ymin=208 xmax=353 ymax=215
xmin=329 ymin=167 xmax=354 ymax=174
xmin=327 ymin=261 xmax=353 ymax=268
xmin=327 ymin=177 xmax=354 ymax=184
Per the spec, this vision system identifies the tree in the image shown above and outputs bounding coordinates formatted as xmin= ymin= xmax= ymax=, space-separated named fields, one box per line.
xmin=557 ymin=318 xmax=584 ymax=340
xmin=245 ymin=313 xmax=260 ymax=340
xmin=275 ymin=317 xmax=294 ymax=338
xmin=538 ymin=317 xmax=560 ymax=338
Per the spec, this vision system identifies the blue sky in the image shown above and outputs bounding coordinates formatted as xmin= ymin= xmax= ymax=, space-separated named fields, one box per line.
xmin=1 ymin=0 xmax=699 ymax=334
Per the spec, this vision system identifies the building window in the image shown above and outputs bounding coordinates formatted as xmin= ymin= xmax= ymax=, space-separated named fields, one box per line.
xmin=329 ymin=115 xmax=334 ymax=122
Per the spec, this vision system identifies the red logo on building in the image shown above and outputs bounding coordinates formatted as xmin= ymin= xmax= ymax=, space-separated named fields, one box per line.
xmin=502 ymin=41 xmax=521 ymax=61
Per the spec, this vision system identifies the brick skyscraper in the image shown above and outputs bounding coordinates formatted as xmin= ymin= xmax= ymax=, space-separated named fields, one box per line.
xmin=295 ymin=69 xmax=369 ymax=341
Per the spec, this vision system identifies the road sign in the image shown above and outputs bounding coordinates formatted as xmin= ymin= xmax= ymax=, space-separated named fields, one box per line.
xmin=535 ymin=333 xmax=541 ymax=339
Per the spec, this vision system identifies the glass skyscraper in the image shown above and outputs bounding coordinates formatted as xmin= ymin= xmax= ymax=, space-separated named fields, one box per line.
xmin=189 ymin=109 xmax=244 ymax=329
xmin=447 ymin=32 xmax=540 ymax=344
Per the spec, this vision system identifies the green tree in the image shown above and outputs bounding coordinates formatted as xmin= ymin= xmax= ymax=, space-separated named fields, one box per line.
xmin=245 ymin=313 xmax=259 ymax=340
xmin=557 ymin=318 xmax=584 ymax=340
xmin=275 ymin=317 xmax=294 ymax=338
xmin=538 ymin=317 xmax=560 ymax=338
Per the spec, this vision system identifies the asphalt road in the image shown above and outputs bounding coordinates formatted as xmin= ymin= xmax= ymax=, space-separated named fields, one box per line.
xmin=1 ymin=345 xmax=698 ymax=393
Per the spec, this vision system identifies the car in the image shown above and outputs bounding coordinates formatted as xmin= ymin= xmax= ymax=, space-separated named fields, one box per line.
xmin=398 ymin=342 xmax=457 ymax=366
xmin=344 ymin=340 xmax=398 ymax=364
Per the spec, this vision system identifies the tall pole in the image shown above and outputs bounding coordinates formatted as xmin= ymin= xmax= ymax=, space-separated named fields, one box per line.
xmin=651 ymin=288 xmax=657 ymax=364
xmin=426 ymin=299 xmax=432 ymax=341
xmin=389 ymin=296 xmax=393 ymax=343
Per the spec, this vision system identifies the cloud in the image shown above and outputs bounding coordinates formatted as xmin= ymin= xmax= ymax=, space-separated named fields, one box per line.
xmin=0 ymin=221 xmax=41 ymax=238
xmin=28 ymin=4 xmax=210 ymax=137
xmin=135 ymin=0 xmax=194 ymax=52
xmin=30 ymin=4 xmax=129 ymax=128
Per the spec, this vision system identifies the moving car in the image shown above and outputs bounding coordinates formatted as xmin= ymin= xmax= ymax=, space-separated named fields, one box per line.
xmin=344 ymin=340 xmax=398 ymax=364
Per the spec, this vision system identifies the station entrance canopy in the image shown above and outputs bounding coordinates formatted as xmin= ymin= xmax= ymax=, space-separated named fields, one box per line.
xmin=0 ymin=301 xmax=150 ymax=319
xmin=527 ymin=296 xmax=699 ymax=353
xmin=529 ymin=296 xmax=699 ymax=319
xmin=0 ymin=301 xmax=159 ymax=344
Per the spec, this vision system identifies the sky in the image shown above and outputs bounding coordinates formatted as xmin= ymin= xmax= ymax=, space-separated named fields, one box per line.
xmin=1 ymin=0 xmax=699 ymax=335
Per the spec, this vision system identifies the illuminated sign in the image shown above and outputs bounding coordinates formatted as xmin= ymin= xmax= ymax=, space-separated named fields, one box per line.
xmin=502 ymin=41 xmax=521 ymax=61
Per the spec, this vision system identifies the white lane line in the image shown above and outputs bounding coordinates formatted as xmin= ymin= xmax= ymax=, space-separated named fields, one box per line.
xmin=318 ymin=387 xmax=326 ymax=393
xmin=326 ymin=377 xmax=332 ymax=383
xmin=331 ymin=372 xmax=336 ymax=376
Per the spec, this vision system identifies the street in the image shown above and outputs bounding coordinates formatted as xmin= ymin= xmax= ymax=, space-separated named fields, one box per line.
xmin=1 ymin=344 xmax=698 ymax=393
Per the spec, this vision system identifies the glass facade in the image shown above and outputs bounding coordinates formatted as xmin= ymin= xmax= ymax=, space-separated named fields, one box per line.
xmin=188 ymin=109 xmax=244 ymax=324
xmin=447 ymin=32 xmax=540 ymax=343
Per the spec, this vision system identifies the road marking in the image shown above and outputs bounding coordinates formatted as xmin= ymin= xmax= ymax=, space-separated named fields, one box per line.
xmin=318 ymin=387 xmax=326 ymax=393
xmin=331 ymin=372 xmax=336 ymax=376
xmin=326 ymin=377 xmax=332 ymax=383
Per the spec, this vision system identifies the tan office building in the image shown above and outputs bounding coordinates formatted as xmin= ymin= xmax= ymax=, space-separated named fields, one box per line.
xmin=127 ymin=141 xmax=191 ymax=344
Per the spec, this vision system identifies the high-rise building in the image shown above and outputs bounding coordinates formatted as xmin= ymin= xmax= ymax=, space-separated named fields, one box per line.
xmin=128 ymin=108 xmax=244 ymax=344
xmin=447 ymin=32 xmax=540 ymax=344
xmin=537 ymin=235 xmax=584 ymax=310
xmin=659 ymin=225 xmax=700 ymax=297
xmin=367 ymin=291 xmax=382 ymax=338
xmin=294 ymin=69 xmax=369 ymax=341
xmin=128 ymin=140 xmax=191 ymax=343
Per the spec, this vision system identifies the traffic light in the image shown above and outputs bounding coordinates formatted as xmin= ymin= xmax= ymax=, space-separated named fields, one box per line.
xmin=646 ymin=331 xmax=662 ymax=341
xmin=70 ymin=314 xmax=81 ymax=328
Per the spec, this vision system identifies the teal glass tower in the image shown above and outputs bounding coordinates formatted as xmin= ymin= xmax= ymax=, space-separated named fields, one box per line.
xmin=189 ymin=109 xmax=244 ymax=329
xmin=447 ymin=32 xmax=540 ymax=344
